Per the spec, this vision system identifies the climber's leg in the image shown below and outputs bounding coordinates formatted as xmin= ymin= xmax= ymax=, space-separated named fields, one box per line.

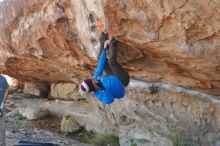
xmin=108 ymin=38 xmax=130 ymax=86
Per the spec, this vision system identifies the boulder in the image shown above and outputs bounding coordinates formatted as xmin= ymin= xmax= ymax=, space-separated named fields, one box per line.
xmin=60 ymin=115 xmax=81 ymax=133
xmin=23 ymin=82 xmax=50 ymax=97
xmin=18 ymin=106 xmax=50 ymax=120
xmin=50 ymin=82 xmax=78 ymax=100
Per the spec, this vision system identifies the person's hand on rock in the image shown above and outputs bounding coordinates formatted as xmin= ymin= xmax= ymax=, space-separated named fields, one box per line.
xmin=104 ymin=40 xmax=110 ymax=49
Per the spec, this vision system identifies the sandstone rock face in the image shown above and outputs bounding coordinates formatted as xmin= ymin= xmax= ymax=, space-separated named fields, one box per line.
xmin=1 ymin=0 xmax=220 ymax=146
xmin=50 ymin=82 xmax=78 ymax=100
xmin=61 ymin=115 xmax=81 ymax=133
xmin=14 ymin=85 xmax=220 ymax=146
xmin=23 ymin=82 xmax=50 ymax=97
xmin=0 ymin=0 xmax=96 ymax=83
xmin=0 ymin=0 xmax=219 ymax=94
xmin=104 ymin=0 xmax=220 ymax=95
xmin=18 ymin=106 xmax=50 ymax=120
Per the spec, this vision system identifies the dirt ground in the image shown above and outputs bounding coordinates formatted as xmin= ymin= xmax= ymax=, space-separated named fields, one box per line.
xmin=4 ymin=93 xmax=95 ymax=146
xmin=27 ymin=115 xmax=95 ymax=143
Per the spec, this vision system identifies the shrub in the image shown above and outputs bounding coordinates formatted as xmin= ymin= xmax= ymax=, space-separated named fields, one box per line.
xmin=17 ymin=114 xmax=27 ymax=121
xmin=171 ymin=134 xmax=185 ymax=146
xmin=88 ymin=134 xmax=120 ymax=146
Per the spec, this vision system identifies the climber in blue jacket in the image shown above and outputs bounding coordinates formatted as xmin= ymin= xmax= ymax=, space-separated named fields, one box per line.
xmin=80 ymin=32 xmax=130 ymax=104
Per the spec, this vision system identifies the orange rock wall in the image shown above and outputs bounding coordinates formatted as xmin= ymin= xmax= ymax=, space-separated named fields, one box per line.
xmin=0 ymin=0 xmax=219 ymax=95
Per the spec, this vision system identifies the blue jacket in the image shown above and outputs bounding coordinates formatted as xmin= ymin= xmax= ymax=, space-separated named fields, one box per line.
xmin=93 ymin=48 xmax=125 ymax=104
xmin=0 ymin=75 xmax=8 ymax=104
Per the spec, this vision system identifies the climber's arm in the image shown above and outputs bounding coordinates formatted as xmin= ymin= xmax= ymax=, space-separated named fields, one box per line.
xmin=93 ymin=48 xmax=107 ymax=79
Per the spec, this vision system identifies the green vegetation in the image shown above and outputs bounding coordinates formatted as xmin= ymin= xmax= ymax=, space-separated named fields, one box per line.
xmin=171 ymin=134 xmax=185 ymax=146
xmin=13 ymin=114 xmax=27 ymax=129
xmin=130 ymin=143 xmax=138 ymax=146
xmin=17 ymin=114 xmax=27 ymax=121
xmin=88 ymin=134 xmax=120 ymax=146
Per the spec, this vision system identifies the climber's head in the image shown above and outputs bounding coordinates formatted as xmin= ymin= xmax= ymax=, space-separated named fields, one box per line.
xmin=80 ymin=78 xmax=96 ymax=93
